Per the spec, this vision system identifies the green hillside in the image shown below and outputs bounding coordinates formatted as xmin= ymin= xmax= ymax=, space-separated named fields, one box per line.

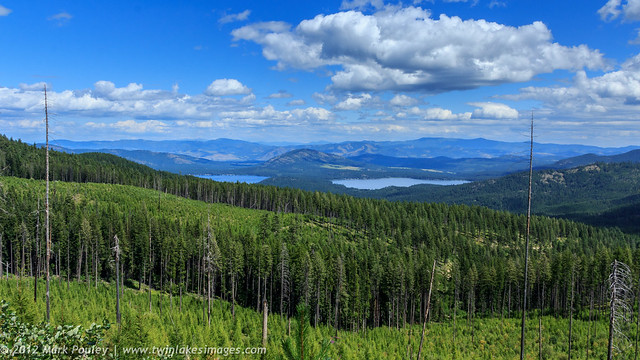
xmin=368 ymin=162 xmax=640 ymax=232
xmin=2 ymin=134 xmax=640 ymax=358
xmin=1 ymin=176 xmax=638 ymax=358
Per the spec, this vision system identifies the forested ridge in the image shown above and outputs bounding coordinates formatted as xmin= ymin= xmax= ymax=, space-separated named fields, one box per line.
xmin=2 ymin=133 xmax=640 ymax=358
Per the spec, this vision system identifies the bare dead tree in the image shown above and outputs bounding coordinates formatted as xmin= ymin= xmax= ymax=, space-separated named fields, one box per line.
xmin=520 ymin=113 xmax=534 ymax=360
xmin=280 ymin=242 xmax=290 ymax=319
xmin=148 ymin=220 xmax=152 ymax=312
xmin=44 ymin=84 xmax=51 ymax=323
xmin=608 ymin=260 xmax=633 ymax=360
xmin=417 ymin=259 xmax=437 ymax=360
xmin=262 ymin=299 xmax=268 ymax=347
xmin=568 ymin=265 xmax=575 ymax=359
xmin=34 ymin=200 xmax=40 ymax=303
xmin=113 ymin=235 xmax=121 ymax=329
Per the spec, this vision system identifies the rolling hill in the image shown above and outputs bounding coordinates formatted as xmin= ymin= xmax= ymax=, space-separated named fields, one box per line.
xmin=551 ymin=149 xmax=640 ymax=168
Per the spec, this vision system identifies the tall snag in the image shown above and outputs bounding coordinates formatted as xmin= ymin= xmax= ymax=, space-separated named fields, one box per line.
xmin=44 ymin=84 xmax=51 ymax=323
xmin=113 ymin=235 xmax=121 ymax=329
xmin=520 ymin=113 xmax=534 ymax=360
xmin=608 ymin=260 xmax=633 ymax=360
xmin=417 ymin=259 xmax=436 ymax=360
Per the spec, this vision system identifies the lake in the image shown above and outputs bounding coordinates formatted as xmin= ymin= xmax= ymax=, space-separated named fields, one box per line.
xmin=332 ymin=177 xmax=470 ymax=190
xmin=196 ymin=175 xmax=269 ymax=183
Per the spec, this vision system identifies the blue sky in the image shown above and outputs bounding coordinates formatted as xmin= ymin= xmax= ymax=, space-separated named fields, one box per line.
xmin=1 ymin=0 xmax=640 ymax=147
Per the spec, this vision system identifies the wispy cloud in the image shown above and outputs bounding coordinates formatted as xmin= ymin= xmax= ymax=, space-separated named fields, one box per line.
xmin=340 ymin=0 xmax=383 ymax=10
xmin=219 ymin=9 xmax=250 ymax=24
xmin=268 ymin=90 xmax=293 ymax=99
xmin=598 ymin=0 xmax=640 ymax=22
xmin=0 ymin=5 xmax=11 ymax=16
xmin=48 ymin=12 xmax=73 ymax=26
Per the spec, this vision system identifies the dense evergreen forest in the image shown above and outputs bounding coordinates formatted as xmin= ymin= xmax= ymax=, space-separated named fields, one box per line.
xmin=364 ymin=162 xmax=640 ymax=232
xmin=2 ymin=133 xmax=640 ymax=358
xmin=263 ymin=162 xmax=640 ymax=234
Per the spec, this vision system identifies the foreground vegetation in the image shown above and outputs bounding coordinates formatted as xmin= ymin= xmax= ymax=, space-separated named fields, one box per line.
xmin=0 ymin=277 xmax=625 ymax=359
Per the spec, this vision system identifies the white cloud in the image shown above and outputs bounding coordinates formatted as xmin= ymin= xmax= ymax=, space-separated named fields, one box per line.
xmin=85 ymin=120 xmax=169 ymax=133
xmin=469 ymin=102 xmax=519 ymax=119
xmin=114 ymin=120 xmax=169 ymax=133
xmin=233 ymin=6 xmax=606 ymax=92
xmin=287 ymin=99 xmax=306 ymax=106
xmin=268 ymin=90 xmax=293 ymax=99
xmin=19 ymin=82 xmax=48 ymax=91
xmin=407 ymin=106 xmax=472 ymax=120
xmin=176 ymin=121 xmax=215 ymax=128
xmin=599 ymin=0 xmax=622 ymax=21
xmin=390 ymin=94 xmax=419 ymax=106
xmin=505 ymin=53 xmax=640 ymax=120
xmin=0 ymin=82 xmax=213 ymax=119
xmin=84 ymin=122 xmax=108 ymax=129
xmin=218 ymin=105 xmax=333 ymax=126
xmin=340 ymin=0 xmax=384 ymax=10
xmin=0 ymin=5 xmax=11 ymax=16
xmin=16 ymin=120 xmax=42 ymax=128
xmin=627 ymin=0 xmax=640 ymax=20
xmin=292 ymin=107 xmax=333 ymax=121
xmin=335 ymin=93 xmax=372 ymax=110
xmin=241 ymin=93 xmax=256 ymax=103
xmin=598 ymin=0 xmax=640 ymax=21
xmin=94 ymin=81 xmax=168 ymax=100
xmin=219 ymin=10 xmax=251 ymax=24
xmin=312 ymin=92 xmax=338 ymax=105
xmin=48 ymin=12 xmax=72 ymax=26
xmin=205 ymin=79 xmax=252 ymax=96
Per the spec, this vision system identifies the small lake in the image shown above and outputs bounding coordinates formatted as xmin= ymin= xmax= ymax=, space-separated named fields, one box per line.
xmin=196 ymin=175 xmax=269 ymax=184
xmin=332 ymin=178 xmax=470 ymax=190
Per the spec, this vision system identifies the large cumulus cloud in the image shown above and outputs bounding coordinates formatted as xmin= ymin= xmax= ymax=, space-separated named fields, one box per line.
xmin=233 ymin=6 xmax=606 ymax=92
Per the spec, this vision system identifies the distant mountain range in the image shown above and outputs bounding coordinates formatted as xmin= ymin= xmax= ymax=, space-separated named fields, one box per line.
xmin=51 ymin=137 xmax=639 ymax=162
xmin=49 ymin=137 xmax=640 ymax=181
xmin=50 ymin=146 xmax=259 ymax=175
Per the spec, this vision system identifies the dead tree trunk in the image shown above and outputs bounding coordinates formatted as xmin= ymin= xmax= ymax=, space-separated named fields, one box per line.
xmin=44 ymin=84 xmax=51 ymax=323
xmin=417 ymin=260 xmax=436 ymax=360
xmin=262 ymin=299 xmax=268 ymax=347
xmin=34 ymin=205 xmax=40 ymax=303
xmin=114 ymin=235 xmax=121 ymax=329
xmin=568 ymin=270 xmax=574 ymax=359
xmin=148 ymin=230 xmax=152 ymax=312
xmin=520 ymin=114 xmax=534 ymax=360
